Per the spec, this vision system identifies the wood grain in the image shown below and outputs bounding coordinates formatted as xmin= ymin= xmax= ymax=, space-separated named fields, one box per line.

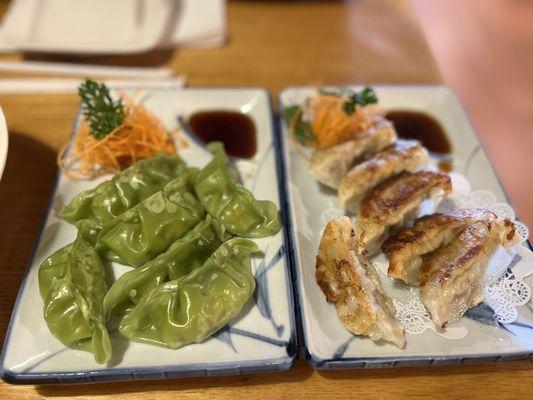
xmin=0 ymin=358 xmax=532 ymax=400
xmin=0 ymin=0 xmax=531 ymax=398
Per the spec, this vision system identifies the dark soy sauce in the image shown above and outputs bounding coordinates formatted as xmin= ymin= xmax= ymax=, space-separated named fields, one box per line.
xmin=385 ymin=111 xmax=452 ymax=154
xmin=189 ymin=110 xmax=257 ymax=159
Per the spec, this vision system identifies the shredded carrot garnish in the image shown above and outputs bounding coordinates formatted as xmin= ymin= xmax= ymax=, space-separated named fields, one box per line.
xmin=310 ymin=95 xmax=374 ymax=149
xmin=58 ymin=97 xmax=176 ymax=180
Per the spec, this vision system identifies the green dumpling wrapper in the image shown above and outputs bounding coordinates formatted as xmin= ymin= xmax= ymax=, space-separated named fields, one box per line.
xmin=96 ymin=168 xmax=205 ymax=267
xmin=38 ymin=236 xmax=111 ymax=364
xmin=59 ymin=153 xmax=185 ymax=242
xmin=103 ymin=215 xmax=226 ymax=317
xmin=194 ymin=142 xmax=281 ymax=238
xmin=118 ymin=237 xmax=258 ymax=349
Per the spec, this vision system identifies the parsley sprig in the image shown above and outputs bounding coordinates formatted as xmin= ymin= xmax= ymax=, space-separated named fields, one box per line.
xmin=282 ymin=105 xmax=315 ymax=143
xmin=320 ymin=86 xmax=378 ymax=115
xmin=78 ymin=80 xmax=125 ymax=140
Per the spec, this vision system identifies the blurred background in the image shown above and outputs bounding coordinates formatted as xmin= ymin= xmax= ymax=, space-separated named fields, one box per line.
xmin=412 ymin=0 xmax=533 ymax=234
xmin=0 ymin=0 xmax=530 ymax=232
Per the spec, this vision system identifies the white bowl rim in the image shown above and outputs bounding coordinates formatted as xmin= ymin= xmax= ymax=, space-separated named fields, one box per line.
xmin=0 ymin=107 xmax=8 ymax=181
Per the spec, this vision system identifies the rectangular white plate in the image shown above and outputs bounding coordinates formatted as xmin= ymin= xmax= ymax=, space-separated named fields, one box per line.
xmin=0 ymin=88 xmax=297 ymax=383
xmin=279 ymin=85 xmax=533 ymax=369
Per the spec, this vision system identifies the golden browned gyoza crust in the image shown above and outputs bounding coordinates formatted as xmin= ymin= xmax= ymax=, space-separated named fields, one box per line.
xmin=315 ymin=216 xmax=357 ymax=302
xmin=419 ymin=218 xmax=517 ymax=328
xmin=383 ymin=209 xmax=498 ymax=285
xmin=310 ymin=118 xmax=397 ymax=189
xmin=355 ymin=171 xmax=452 ymax=256
xmin=315 ymin=217 xmax=405 ymax=348
xmin=338 ymin=139 xmax=428 ymax=212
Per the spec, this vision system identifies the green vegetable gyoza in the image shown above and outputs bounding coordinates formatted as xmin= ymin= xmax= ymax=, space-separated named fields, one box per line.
xmin=39 ymin=141 xmax=283 ymax=361
xmin=194 ymin=142 xmax=281 ymax=237
xmin=38 ymin=236 xmax=111 ymax=364
xmin=103 ymin=216 xmax=225 ymax=317
xmin=118 ymin=238 xmax=258 ymax=349
xmin=96 ymin=168 xmax=205 ymax=267
xmin=60 ymin=152 xmax=185 ymax=242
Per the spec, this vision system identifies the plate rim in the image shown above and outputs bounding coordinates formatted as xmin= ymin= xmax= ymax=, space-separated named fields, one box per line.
xmin=0 ymin=87 xmax=298 ymax=384
xmin=0 ymin=107 xmax=8 ymax=181
xmin=278 ymin=84 xmax=533 ymax=369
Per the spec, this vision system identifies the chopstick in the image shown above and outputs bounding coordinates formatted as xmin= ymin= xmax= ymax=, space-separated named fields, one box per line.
xmin=0 ymin=60 xmax=174 ymax=80
xmin=0 ymin=77 xmax=186 ymax=93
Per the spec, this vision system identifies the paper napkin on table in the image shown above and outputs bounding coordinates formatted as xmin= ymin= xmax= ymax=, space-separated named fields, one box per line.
xmin=0 ymin=0 xmax=227 ymax=54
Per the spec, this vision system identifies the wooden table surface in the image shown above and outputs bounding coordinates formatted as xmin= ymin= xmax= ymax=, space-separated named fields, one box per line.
xmin=0 ymin=0 xmax=531 ymax=398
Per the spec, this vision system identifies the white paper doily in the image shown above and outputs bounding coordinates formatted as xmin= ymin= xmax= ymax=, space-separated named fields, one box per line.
xmin=373 ymin=188 xmax=531 ymax=339
xmin=483 ymin=246 xmax=533 ymax=323
xmin=392 ymin=289 xmax=469 ymax=339
xmin=315 ymin=168 xmax=532 ymax=338
xmin=388 ymin=242 xmax=533 ymax=339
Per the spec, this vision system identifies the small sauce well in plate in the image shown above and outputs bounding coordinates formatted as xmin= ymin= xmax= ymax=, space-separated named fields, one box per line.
xmin=385 ymin=110 xmax=451 ymax=154
xmin=385 ymin=110 xmax=452 ymax=172
xmin=189 ymin=110 xmax=257 ymax=159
